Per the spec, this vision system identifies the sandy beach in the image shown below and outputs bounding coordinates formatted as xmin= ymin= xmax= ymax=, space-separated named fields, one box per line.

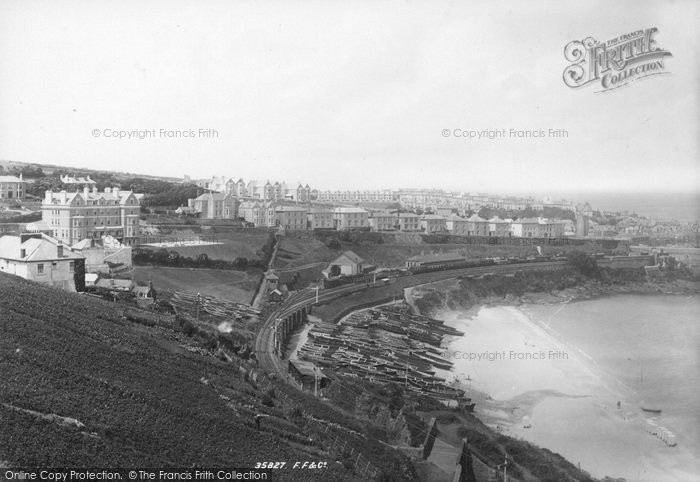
xmin=436 ymin=304 xmax=700 ymax=481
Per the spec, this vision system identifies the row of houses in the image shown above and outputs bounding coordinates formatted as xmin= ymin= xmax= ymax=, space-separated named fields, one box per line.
xmin=184 ymin=176 xmax=396 ymax=205
xmin=181 ymin=197 xmax=568 ymax=238
xmin=185 ymin=176 xmax=313 ymax=202
xmin=395 ymin=189 xmax=574 ymax=212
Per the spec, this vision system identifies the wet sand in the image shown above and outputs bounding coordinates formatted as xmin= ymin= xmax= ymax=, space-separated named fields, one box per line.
xmin=436 ymin=305 xmax=700 ymax=481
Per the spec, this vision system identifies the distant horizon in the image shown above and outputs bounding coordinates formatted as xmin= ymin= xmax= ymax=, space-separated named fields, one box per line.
xmin=3 ymin=157 xmax=699 ymax=197
xmin=3 ymin=157 xmax=698 ymax=222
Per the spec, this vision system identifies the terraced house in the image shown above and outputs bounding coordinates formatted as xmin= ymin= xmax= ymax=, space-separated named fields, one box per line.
xmin=41 ymin=187 xmax=141 ymax=246
xmin=307 ymin=208 xmax=334 ymax=229
xmin=420 ymin=214 xmax=447 ymax=233
xmin=368 ymin=211 xmax=396 ymax=232
xmin=274 ymin=206 xmax=308 ymax=230
xmin=333 ymin=207 xmax=369 ymax=230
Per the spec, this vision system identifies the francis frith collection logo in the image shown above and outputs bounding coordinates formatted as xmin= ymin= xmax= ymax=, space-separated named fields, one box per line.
xmin=563 ymin=28 xmax=672 ymax=92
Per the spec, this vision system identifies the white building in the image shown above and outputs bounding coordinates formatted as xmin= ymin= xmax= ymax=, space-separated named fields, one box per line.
xmin=0 ymin=233 xmax=84 ymax=291
xmin=333 ymin=207 xmax=369 ymax=230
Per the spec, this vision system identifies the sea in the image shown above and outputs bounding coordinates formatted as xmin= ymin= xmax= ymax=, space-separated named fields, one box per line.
xmin=524 ymin=294 xmax=700 ymax=447
xmin=540 ymin=191 xmax=700 ymax=223
xmin=442 ymin=294 xmax=700 ymax=480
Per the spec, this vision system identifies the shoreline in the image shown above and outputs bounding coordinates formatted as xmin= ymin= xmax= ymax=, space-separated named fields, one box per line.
xmin=408 ymin=280 xmax=700 ymax=481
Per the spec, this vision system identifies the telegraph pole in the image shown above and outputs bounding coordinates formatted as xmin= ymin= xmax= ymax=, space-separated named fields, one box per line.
xmin=314 ymin=362 xmax=319 ymax=397
xmin=196 ymin=292 xmax=201 ymax=323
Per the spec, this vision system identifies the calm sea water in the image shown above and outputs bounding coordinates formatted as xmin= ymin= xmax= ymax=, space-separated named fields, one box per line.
xmin=525 ymin=294 xmax=700 ymax=449
xmin=538 ymin=191 xmax=700 ymax=223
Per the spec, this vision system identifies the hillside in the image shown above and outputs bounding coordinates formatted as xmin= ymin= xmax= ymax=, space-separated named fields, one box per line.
xmin=0 ymin=273 xmax=364 ymax=481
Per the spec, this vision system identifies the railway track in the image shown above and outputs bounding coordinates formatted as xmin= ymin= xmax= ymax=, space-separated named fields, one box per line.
xmin=255 ymin=260 xmax=566 ymax=378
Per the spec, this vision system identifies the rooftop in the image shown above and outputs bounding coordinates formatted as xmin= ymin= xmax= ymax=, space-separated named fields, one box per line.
xmin=0 ymin=175 xmax=26 ymax=183
xmin=0 ymin=233 xmax=83 ymax=262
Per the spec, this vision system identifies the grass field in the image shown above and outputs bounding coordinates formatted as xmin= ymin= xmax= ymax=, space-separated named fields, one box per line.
xmin=349 ymin=243 xmax=547 ymax=268
xmin=273 ymin=236 xmax=338 ymax=269
xmin=133 ymin=266 xmax=261 ymax=304
xmin=140 ymin=230 xmax=272 ymax=262
xmin=274 ymin=233 xmax=600 ymax=289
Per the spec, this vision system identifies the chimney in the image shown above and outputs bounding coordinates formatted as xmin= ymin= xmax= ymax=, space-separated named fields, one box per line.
xmin=57 ymin=242 xmax=64 ymax=258
xmin=104 ymin=187 xmax=111 ymax=194
xmin=92 ymin=187 xmax=98 ymax=194
xmin=83 ymin=186 xmax=89 ymax=196
xmin=20 ymin=232 xmax=42 ymax=243
xmin=20 ymin=248 xmax=26 ymax=258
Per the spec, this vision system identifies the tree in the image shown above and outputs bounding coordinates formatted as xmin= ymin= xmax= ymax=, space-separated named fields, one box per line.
xmin=566 ymin=250 xmax=599 ymax=278
xmin=329 ymin=265 xmax=341 ymax=277
xmin=325 ymin=236 xmax=341 ymax=249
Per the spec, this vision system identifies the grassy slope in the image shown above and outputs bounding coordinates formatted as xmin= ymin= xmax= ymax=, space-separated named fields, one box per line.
xmin=278 ymin=231 xmax=601 ymax=273
xmin=0 ymin=273 xmax=359 ymax=480
xmin=141 ymin=231 xmax=271 ymax=262
xmin=133 ymin=266 xmax=260 ymax=304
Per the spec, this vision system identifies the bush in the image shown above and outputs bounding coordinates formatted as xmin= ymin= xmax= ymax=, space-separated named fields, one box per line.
xmin=566 ymin=250 xmax=599 ymax=278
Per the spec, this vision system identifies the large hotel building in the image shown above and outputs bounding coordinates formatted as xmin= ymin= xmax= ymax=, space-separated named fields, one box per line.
xmin=42 ymin=187 xmax=141 ymax=246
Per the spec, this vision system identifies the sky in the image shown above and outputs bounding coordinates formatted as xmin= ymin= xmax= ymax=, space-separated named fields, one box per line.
xmin=0 ymin=0 xmax=698 ymax=196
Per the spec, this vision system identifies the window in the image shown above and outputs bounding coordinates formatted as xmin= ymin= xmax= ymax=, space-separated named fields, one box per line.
xmin=69 ymin=262 xmax=75 ymax=272
xmin=52 ymin=262 xmax=58 ymax=270
xmin=37 ymin=264 xmax=44 ymax=274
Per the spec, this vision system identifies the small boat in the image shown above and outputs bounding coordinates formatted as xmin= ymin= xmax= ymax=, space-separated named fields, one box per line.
xmin=642 ymin=407 xmax=662 ymax=414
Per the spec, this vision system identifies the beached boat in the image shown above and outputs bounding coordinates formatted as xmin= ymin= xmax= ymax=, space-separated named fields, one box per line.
xmin=641 ymin=407 xmax=662 ymax=414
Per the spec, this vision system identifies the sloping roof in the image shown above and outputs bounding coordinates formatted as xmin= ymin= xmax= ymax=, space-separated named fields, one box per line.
xmin=275 ymin=205 xmax=307 ymax=212
xmin=514 ymin=217 xmax=541 ymax=224
xmin=333 ymin=207 xmax=368 ymax=214
xmin=331 ymin=250 xmax=364 ymax=266
xmin=194 ymin=192 xmax=231 ymax=201
xmin=0 ymin=234 xmax=83 ymax=262
xmin=71 ymin=239 xmax=93 ymax=250
xmin=24 ymin=221 xmax=52 ymax=232
xmin=466 ymin=214 xmax=487 ymax=222
xmin=0 ymin=175 xmax=26 ymax=183
xmin=289 ymin=359 xmax=326 ymax=378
